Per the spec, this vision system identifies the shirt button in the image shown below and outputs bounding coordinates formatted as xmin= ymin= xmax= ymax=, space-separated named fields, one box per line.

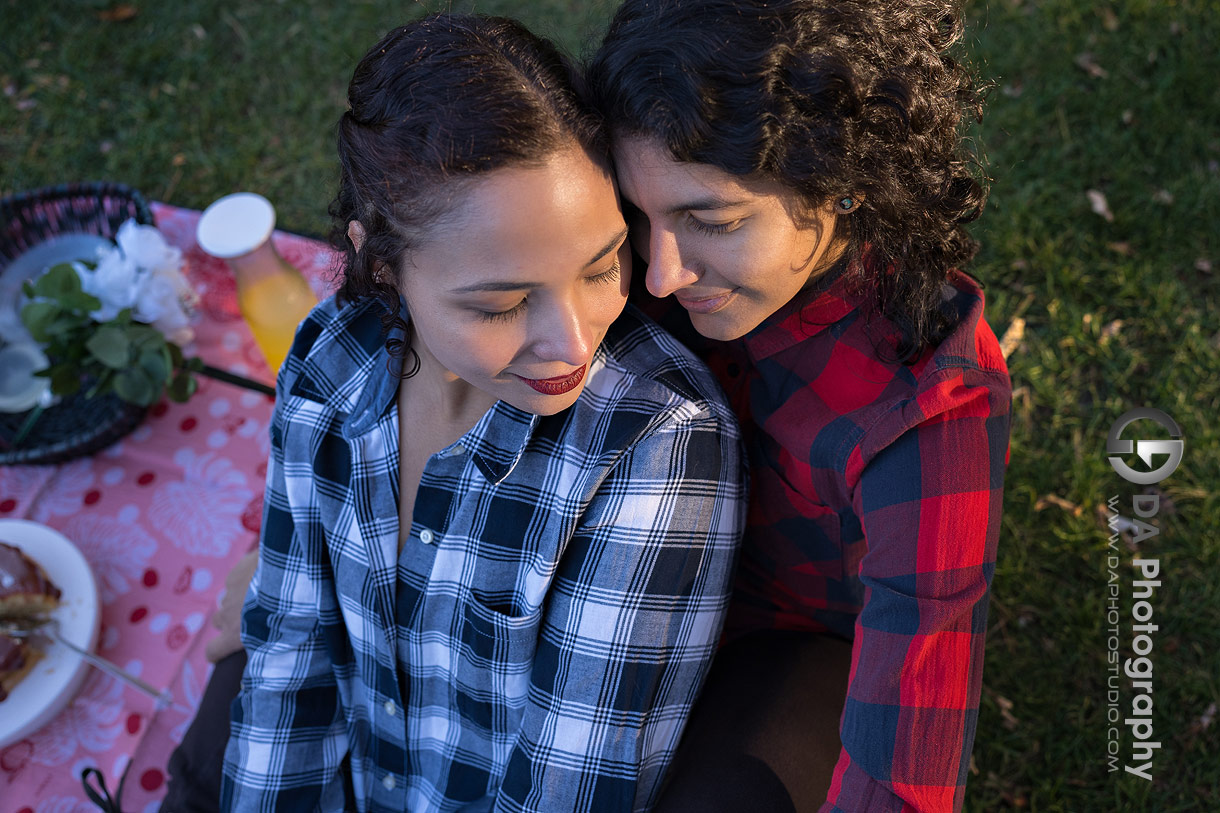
xmin=384 ymin=700 xmax=396 ymax=717
xmin=419 ymin=528 xmax=434 ymax=545
xmin=382 ymin=774 xmax=396 ymax=791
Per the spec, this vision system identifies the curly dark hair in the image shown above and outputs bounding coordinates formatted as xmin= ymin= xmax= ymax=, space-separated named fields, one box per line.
xmin=586 ymin=0 xmax=988 ymax=360
xmin=329 ymin=13 xmax=608 ymax=373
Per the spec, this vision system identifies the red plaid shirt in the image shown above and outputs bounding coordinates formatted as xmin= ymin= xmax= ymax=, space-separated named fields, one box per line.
xmin=646 ymin=254 xmax=1011 ymax=812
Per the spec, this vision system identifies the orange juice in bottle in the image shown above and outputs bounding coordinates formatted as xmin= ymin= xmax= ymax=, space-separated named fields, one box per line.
xmin=196 ymin=193 xmax=317 ymax=375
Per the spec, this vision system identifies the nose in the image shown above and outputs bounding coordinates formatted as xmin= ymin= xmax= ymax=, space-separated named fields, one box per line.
xmin=531 ymin=298 xmax=594 ymax=365
xmin=646 ymin=226 xmax=700 ymax=299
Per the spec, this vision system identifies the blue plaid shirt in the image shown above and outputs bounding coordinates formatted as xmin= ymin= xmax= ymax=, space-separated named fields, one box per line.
xmin=221 ymin=297 xmax=746 ymax=813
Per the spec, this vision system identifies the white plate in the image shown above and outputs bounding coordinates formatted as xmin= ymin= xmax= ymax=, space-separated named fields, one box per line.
xmin=0 ymin=518 xmax=100 ymax=747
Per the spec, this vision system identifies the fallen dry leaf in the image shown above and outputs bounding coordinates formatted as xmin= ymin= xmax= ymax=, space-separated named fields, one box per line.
xmin=1101 ymin=8 xmax=1119 ymax=31
xmin=999 ymin=317 xmax=1025 ymax=360
xmin=1035 ymin=494 xmax=1083 ymax=517
xmin=1087 ymin=189 xmax=1114 ymax=222
xmin=1121 ymin=109 xmax=1135 ymax=126
xmin=1001 ymin=82 xmax=1024 ymax=98
xmin=1106 ymin=241 xmax=1133 ymax=256
xmin=1153 ymin=189 xmax=1175 ymax=205
xmin=171 ymin=153 xmax=186 ymax=166
xmin=995 ymin=695 xmax=1019 ymax=730
xmin=97 ymin=4 xmax=138 ymax=22
xmin=1075 ymin=52 xmax=1109 ymax=78
xmin=1195 ymin=258 xmax=1213 ymax=273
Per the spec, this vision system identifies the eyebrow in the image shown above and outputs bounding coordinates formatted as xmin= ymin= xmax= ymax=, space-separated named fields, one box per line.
xmin=663 ymin=196 xmax=751 ymax=215
xmin=450 ymin=227 xmax=629 ymax=293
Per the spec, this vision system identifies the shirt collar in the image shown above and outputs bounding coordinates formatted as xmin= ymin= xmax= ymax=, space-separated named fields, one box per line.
xmin=741 ymin=252 xmax=869 ymax=363
xmin=290 ymin=296 xmax=541 ymax=485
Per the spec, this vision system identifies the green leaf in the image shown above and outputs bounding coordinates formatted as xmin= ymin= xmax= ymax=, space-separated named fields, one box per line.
xmin=21 ymin=301 xmax=61 ymax=342
xmin=168 ymin=371 xmax=198 ymax=402
xmin=114 ymin=367 xmax=158 ymax=406
xmin=60 ymin=291 xmax=102 ymax=313
xmin=31 ymin=262 xmax=83 ymax=300
xmin=86 ymin=325 xmax=131 ymax=369
xmin=48 ymin=365 xmax=81 ymax=396
xmin=138 ymin=344 xmax=171 ymax=385
xmin=84 ymin=368 xmax=114 ymax=399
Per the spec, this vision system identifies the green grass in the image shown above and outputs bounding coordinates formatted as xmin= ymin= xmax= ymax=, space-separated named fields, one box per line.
xmin=2 ymin=0 xmax=1217 ymax=809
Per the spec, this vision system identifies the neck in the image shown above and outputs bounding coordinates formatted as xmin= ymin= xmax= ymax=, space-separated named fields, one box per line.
xmin=404 ymin=335 xmax=497 ymax=430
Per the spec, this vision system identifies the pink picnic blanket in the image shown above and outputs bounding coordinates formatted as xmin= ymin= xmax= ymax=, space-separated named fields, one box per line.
xmin=0 ymin=202 xmax=339 ymax=812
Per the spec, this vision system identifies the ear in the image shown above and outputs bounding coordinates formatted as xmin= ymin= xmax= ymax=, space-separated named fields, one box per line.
xmin=347 ymin=220 xmax=366 ymax=252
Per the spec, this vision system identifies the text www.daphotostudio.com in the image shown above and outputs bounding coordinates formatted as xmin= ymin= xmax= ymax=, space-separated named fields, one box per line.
xmin=1102 ymin=408 xmax=1185 ymax=780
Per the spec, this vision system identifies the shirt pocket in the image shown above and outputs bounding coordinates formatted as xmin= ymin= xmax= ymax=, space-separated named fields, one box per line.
xmin=454 ymin=597 xmax=541 ymax=736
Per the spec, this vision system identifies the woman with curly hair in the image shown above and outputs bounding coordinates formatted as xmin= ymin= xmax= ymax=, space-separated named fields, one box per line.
xmin=587 ymin=1 xmax=1012 ymax=810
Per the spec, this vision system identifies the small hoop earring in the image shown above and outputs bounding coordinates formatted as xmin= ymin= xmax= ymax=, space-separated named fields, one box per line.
xmin=837 ymin=196 xmax=860 ymax=213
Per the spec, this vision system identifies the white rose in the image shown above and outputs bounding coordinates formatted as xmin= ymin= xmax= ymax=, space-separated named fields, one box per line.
xmin=79 ymin=249 xmax=139 ymax=322
xmin=116 ymin=219 xmax=183 ymax=275
xmin=134 ymin=269 xmax=195 ymax=345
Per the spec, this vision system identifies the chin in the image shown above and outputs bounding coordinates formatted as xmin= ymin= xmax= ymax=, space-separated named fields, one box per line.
xmin=507 ymin=386 xmax=585 ymax=417
xmin=689 ymin=311 xmax=755 ymax=342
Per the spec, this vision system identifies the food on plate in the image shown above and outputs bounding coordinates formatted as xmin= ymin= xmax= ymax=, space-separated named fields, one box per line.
xmin=0 ymin=634 xmax=43 ymax=702
xmin=0 ymin=541 xmax=61 ymax=701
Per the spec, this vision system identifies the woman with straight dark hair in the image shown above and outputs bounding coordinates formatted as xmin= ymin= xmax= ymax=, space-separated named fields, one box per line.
xmin=588 ymin=1 xmax=1012 ymax=810
xmin=161 ymin=13 xmax=745 ymax=813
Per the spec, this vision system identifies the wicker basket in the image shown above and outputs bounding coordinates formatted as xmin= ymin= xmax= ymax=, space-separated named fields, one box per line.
xmin=0 ymin=183 xmax=153 ymax=466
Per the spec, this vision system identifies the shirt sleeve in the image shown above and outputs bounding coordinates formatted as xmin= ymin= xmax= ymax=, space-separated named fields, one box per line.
xmin=823 ymin=367 xmax=1011 ymax=813
xmin=493 ymin=402 xmax=747 ymax=813
xmin=222 ymin=384 xmax=350 ymax=812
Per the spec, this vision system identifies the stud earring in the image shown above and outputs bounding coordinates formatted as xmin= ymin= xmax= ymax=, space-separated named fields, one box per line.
xmin=837 ymin=196 xmax=860 ymax=213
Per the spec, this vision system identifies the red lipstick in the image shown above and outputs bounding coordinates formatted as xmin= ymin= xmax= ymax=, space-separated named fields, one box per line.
xmin=516 ymin=364 xmax=587 ymax=395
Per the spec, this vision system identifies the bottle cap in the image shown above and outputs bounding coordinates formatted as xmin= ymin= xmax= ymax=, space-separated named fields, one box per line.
xmin=196 ymin=193 xmax=276 ymax=259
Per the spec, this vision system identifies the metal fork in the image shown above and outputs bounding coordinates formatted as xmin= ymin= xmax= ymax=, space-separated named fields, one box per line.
xmin=1 ymin=616 xmax=173 ymax=706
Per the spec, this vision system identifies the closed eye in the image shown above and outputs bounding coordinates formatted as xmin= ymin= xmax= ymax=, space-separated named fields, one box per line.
xmin=687 ymin=214 xmax=742 ymax=235
xmin=586 ymin=258 xmax=622 ymax=286
xmin=477 ymin=299 xmax=527 ymax=323
xmin=476 ymin=259 xmax=621 ymax=323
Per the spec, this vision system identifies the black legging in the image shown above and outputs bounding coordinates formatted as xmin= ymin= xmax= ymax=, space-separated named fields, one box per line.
xmin=160 ymin=650 xmax=246 ymax=813
xmin=655 ymin=630 xmax=853 ymax=813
